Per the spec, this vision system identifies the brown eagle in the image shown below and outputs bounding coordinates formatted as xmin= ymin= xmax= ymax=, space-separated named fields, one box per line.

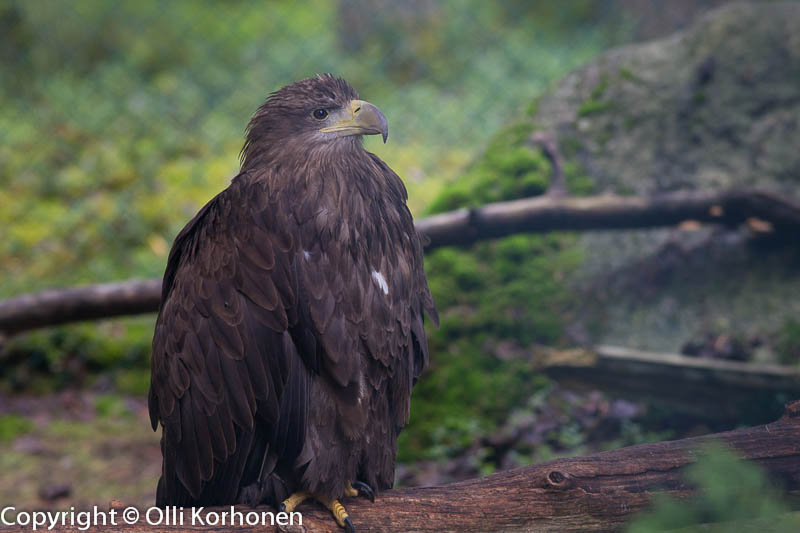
xmin=148 ymin=74 xmax=437 ymax=531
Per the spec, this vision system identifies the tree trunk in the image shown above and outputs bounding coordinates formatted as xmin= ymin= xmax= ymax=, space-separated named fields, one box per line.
xmin=8 ymin=401 xmax=798 ymax=533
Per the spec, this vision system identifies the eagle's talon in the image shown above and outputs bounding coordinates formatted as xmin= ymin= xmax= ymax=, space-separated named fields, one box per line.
xmin=344 ymin=516 xmax=355 ymax=533
xmin=280 ymin=491 xmax=310 ymax=514
xmin=351 ymin=480 xmax=375 ymax=503
xmin=324 ymin=497 xmax=351 ymax=529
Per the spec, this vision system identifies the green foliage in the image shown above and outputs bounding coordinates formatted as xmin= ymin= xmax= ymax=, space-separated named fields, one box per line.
xmin=577 ymin=74 xmax=615 ymax=116
xmin=1 ymin=1 xmax=620 ymax=381
xmin=777 ymin=319 xmax=800 ymax=364
xmin=1 ymin=317 xmax=154 ymax=391
xmin=114 ymin=369 xmax=152 ymax=396
xmin=577 ymin=98 xmax=615 ymax=117
xmin=94 ymin=394 xmax=132 ymax=419
xmin=0 ymin=414 xmax=33 ymax=443
xmin=399 ymin=347 xmax=549 ymax=463
xmin=627 ymin=442 xmax=798 ymax=532
xmin=400 ymin=113 xmax=594 ymax=463
xmin=2 ymin=1 xmax=627 ymax=472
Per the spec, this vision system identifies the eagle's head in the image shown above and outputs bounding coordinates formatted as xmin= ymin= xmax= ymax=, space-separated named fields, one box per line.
xmin=241 ymin=74 xmax=388 ymax=169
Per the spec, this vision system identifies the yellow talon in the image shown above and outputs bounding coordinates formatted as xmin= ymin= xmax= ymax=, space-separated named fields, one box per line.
xmin=280 ymin=491 xmax=310 ymax=513
xmin=281 ymin=489 xmax=359 ymax=531
xmin=344 ymin=482 xmax=359 ymax=498
xmin=323 ymin=498 xmax=350 ymax=528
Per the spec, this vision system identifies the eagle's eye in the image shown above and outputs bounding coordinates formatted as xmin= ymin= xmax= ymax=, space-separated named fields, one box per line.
xmin=312 ymin=109 xmax=329 ymax=120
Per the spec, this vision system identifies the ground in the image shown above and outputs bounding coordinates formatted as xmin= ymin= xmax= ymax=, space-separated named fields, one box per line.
xmin=0 ymin=392 xmax=160 ymax=511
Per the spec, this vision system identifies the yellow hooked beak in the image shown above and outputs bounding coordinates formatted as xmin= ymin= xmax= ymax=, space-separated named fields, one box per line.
xmin=320 ymin=99 xmax=389 ymax=143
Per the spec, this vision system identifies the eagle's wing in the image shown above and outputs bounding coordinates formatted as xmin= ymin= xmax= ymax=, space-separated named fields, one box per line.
xmin=149 ymin=175 xmax=319 ymax=503
xmin=149 ymin=167 xmax=436 ymax=503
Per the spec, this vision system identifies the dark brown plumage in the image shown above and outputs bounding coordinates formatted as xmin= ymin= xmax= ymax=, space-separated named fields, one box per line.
xmin=148 ymin=74 xmax=437 ymax=513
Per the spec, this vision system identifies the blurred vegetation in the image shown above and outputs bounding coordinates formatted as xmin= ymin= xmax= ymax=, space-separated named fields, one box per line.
xmin=777 ymin=319 xmax=800 ymax=365
xmin=0 ymin=414 xmax=33 ymax=443
xmin=1 ymin=1 xmax=633 ymax=467
xmin=0 ymin=394 xmax=161 ymax=509
xmin=399 ymin=119 xmax=593 ymax=462
xmin=3 ymin=2 xmax=798 ymax=525
xmin=0 ymin=0 xmax=621 ymax=296
xmin=627 ymin=442 xmax=799 ymax=532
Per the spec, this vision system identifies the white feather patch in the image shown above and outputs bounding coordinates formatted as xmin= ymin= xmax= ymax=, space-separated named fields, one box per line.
xmin=371 ymin=270 xmax=389 ymax=295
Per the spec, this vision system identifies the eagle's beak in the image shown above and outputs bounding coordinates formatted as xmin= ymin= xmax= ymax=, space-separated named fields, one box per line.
xmin=320 ymin=100 xmax=389 ymax=143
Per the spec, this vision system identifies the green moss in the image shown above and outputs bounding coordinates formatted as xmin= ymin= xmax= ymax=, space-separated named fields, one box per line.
xmin=399 ymin=347 xmax=550 ymax=463
xmin=0 ymin=414 xmax=33 ymax=443
xmin=618 ymin=66 xmax=641 ymax=83
xmin=94 ymin=394 xmax=133 ymax=419
xmin=525 ymin=96 xmax=541 ymax=118
xmin=114 ymin=369 xmax=152 ymax=396
xmin=428 ymin=120 xmax=543 ymax=213
xmin=693 ymin=89 xmax=707 ymax=105
xmin=402 ymin=107 xmax=591 ymax=464
xmin=590 ymin=75 xmax=609 ymax=99
xmin=563 ymin=160 xmax=595 ymax=195
xmin=776 ymin=319 xmax=800 ymax=364
xmin=577 ymin=98 xmax=615 ymax=117
xmin=616 ymin=183 xmax=636 ymax=196
xmin=1 ymin=316 xmax=154 ymax=391
xmin=559 ymin=136 xmax=584 ymax=159
xmin=577 ymin=75 xmax=614 ymax=117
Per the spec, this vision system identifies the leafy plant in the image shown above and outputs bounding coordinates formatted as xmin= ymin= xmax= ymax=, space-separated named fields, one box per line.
xmin=627 ymin=442 xmax=798 ymax=532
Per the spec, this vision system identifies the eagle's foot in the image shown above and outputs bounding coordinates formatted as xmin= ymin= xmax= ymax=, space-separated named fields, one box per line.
xmin=322 ymin=498 xmax=354 ymax=533
xmin=279 ymin=491 xmax=356 ymax=532
xmin=344 ymin=480 xmax=375 ymax=502
xmin=279 ymin=490 xmax=310 ymax=513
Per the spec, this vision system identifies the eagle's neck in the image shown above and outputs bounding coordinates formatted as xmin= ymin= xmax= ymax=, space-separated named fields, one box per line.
xmin=242 ymin=140 xmax=411 ymax=261
xmin=240 ymin=134 xmax=362 ymax=174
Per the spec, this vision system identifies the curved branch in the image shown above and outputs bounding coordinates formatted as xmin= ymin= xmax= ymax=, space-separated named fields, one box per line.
xmin=2 ymin=188 xmax=799 ymax=336
xmin=13 ymin=401 xmax=800 ymax=532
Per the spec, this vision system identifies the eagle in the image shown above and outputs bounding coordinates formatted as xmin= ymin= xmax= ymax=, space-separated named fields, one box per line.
xmin=148 ymin=74 xmax=437 ymax=532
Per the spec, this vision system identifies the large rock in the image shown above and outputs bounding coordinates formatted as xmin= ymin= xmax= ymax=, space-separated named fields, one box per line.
xmin=533 ymin=2 xmax=800 ymax=355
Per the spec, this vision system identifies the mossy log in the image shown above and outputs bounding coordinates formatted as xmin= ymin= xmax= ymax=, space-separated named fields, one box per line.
xmin=6 ymin=401 xmax=799 ymax=533
xmin=541 ymin=345 xmax=800 ymax=423
xmin=1 ymin=187 xmax=799 ymax=337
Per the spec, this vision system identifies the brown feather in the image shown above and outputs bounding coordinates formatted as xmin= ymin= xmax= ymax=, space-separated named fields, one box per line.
xmin=149 ymin=75 xmax=437 ymax=506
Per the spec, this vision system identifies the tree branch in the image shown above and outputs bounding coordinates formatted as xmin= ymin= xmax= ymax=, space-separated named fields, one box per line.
xmin=1 ymin=188 xmax=799 ymax=336
xmin=10 ymin=401 xmax=799 ymax=532
xmin=0 ymin=279 xmax=161 ymax=337
xmin=418 ymin=187 xmax=800 ymax=250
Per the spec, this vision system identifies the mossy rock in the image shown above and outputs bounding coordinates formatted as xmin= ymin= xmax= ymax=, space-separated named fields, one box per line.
xmin=527 ymin=2 xmax=800 ymax=354
xmin=426 ymin=2 xmax=800 ymax=367
xmin=535 ymin=2 xmax=800 ymax=196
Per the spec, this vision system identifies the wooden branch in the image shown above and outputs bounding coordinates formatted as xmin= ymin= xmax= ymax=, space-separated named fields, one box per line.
xmin=540 ymin=345 xmax=800 ymax=422
xmin=529 ymin=131 xmax=567 ymax=197
xmin=1 ymin=188 xmax=799 ymax=336
xmin=7 ymin=401 xmax=799 ymax=533
xmin=418 ymin=187 xmax=800 ymax=250
xmin=0 ymin=279 xmax=161 ymax=337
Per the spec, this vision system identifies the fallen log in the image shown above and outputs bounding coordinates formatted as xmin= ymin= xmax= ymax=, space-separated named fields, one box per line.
xmin=1 ymin=187 xmax=799 ymax=336
xmin=540 ymin=345 xmax=800 ymax=423
xmin=5 ymin=401 xmax=799 ymax=532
